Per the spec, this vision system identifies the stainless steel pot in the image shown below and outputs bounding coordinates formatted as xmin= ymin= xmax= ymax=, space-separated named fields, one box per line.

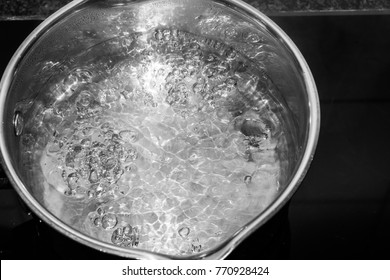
xmin=0 ymin=0 xmax=320 ymax=259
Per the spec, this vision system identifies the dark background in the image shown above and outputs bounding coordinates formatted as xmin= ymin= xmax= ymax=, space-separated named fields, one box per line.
xmin=1 ymin=0 xmax=389 ymax=18
xmin=1 ymin=13 xmax=390 ymax=259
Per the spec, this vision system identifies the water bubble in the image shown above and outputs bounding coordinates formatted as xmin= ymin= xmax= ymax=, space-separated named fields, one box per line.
xmin=224 ymin=28 xmax=238 ymax=39
xmin=123 ymin=225 xmax=132 ymax=235
xmin=111 ymin=133 xmax=120 ymax=142
xmin=226 ymin=77 xmax=237 ymax=87
xmin=65 ymin=151 xmax=75 ymax=168
xmin=67 ymin=172 xmax=79 ymax=189
xmin=164 ymin=82 xmax=173 ymax=92
xmin=80 ymin=138 xmax=91 ymax=147
xmin=126 ymin=148 xmax=138 ymax=161
xmin=96 ymin=207 xmax=105 ymax=216
xmin=188 ymin=153 xmax=200 ymax=165
xmin=103 ymin=158 xmax=117 ymax=170
xmin=240 ymin=119 xmax=267 ymax=137
xmin=244 ymin=135 xmax=266 ymax=149
xmin=82 ymin=126 xmax=94 ymax=136
xmin=79 ymin=166 xmax=90 ymax=179
xmin=101 ymin=213 xmax=117 ymax=229
xmin=245 ymin=33 xmax=261 ymax=44
xmin=204 ymin=67 xmax=216 ymax=78
xmin=225 ymin=48 xmax=237 ymax=60
xmin=157 ymin=68 xmax=165 ymax=76
xmin=244 ymin=175 xmax=252 ymax=184
xmin=105 ymin=131 xmax=115 ymax=141
xmin=191 ymin=238 xmax=202 ymax=253
xmin=214 ymin=41 xmax=222 ymax=50
xmin=77 ymin=91 xmax=92 ymax=107
xmin=111 ymin=225 xmax=139 ymax=247
xmin=192 ymin=83 xmax=204 ymax=94
xmin=204 ymin=53 xmax=215 ymax=62
xmin=124 ymin=226 xmax=140 ymax=247
xmin=181 ymin=68 xmax=189 ymax=77
xmin=73 ymin=145 xmax=82 ymax=154
xmin=178 ymin=227 xmax=190 ymax=238
xmin=162 ymin=29 xmax=171 ymax=41
xmin=89 ymin=169 xmax=99 ymax=183
xmin=73 ymin=68 xmax=93 ymax=83
xmin=189 ymin=42 xmax=200 ymax=50
xmin=93 ymin=217 xmax=102 ymax=227
xmin=88 ymin=156 xmax=99 ymax=169
xmin=101 ymin=122 xmax=113 ymax=131
xmin=111 ymin=227 xmax=124 ymax=245
xmin=125 ymin=163 xmax=138 ymax=173
xmin=154 ymin=29 xmax=163 ymax=41
xmin=87 ymin=190 xmax=95 ymax=198
xmin=166 ymin=94 xmax=176 ymax=105
xmin=64 ymin=189 xmax=73 ymax=196
xmin=13 ymin=111 xmax=24 ymax=136
xmin=102 ymin=171 xmax=114 ymax=184
xmin=177 ymin=83 xmax=188 ymax=94
xmin=113 ymin=166 xmax=124 ymax=181
xmin=119 ymin=130 xmax=139 ymax=143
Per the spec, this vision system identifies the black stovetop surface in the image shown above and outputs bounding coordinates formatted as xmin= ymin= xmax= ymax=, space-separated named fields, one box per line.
xmin=1 ymin=14 xmax=390 ymax=260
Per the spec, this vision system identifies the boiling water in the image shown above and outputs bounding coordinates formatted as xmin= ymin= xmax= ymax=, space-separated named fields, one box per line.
xmin=18 ymin=26 xmax=294 ymax=256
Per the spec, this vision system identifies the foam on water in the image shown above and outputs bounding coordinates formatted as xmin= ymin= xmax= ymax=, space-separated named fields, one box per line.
xmin=18 ymin=26 xmax=292 ymax=256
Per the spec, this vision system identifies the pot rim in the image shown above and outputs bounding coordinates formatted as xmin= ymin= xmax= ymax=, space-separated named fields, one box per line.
xmin=0 ymin=0 xmax=320 ymax=259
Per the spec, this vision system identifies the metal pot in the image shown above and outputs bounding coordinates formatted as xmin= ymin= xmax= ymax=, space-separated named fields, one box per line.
xmin=0 ymin=0 xmax=319 ymax=259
